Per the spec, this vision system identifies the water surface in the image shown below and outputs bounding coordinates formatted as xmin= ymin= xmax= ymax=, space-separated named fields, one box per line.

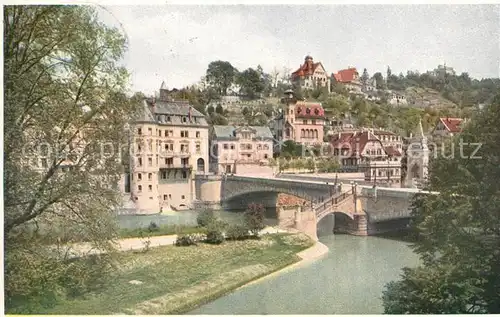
xmin=189 ymin=234 xmax=420 ymax=314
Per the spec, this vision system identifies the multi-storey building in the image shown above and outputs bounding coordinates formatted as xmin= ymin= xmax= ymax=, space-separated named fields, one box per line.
xmin=330 ymin=129 xmax=403 ymax=184
xmin=125 ymin=84 xmax=209 ymax=213
xmin=291 ymin=55 xmax=331 ymax=93
xmin=270 ymin=90 xmax=326 ymax=148
xmin=209 ymin=125 xmax=274 ymax=175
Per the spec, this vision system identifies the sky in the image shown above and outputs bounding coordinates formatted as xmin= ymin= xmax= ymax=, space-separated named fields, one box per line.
xmin=96 ymin=5 xmax=500 ymax=95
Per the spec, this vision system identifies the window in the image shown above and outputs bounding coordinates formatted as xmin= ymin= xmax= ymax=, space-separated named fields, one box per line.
xmin=223 ymin=144 xmax=228 ymax=150
xmin=164 ymin=195 xmax=168 ymax=200
xmin=148 ymin=128 xmax=152 ymax=135
xmin=196 ymin=144 xmax=201 ymax=152
xmin=169 ymin=194 xmax=172 ymax=199
xmin=161 ymin=171 xmax=167 ymax=179
xmin=230 ymin=144 xmax=235 ymax=150
xmin=149 ymin=197 xmax=153 ymax=200
xmin=182 ymin=171 xmax=187 ymax=179
xmin=148 ymin=173 xmax=152 ymax=180
xmin=312 ymin=120 xmax=316 ymax=125
xmin=181 ymin=195 xmax=185 ymax=199
xmin=196 ymin=131 xmax=200 ymax=138
xmin=148 ymin=185 xmax=152 ymax=191
xmin=264 ymin=154 xmax=268 ymax=159
xmin=165 ymin=158 xmax=173 ymax=165
xmin=137 ymin=128 xmax=142 ymax=135
xmin=138 ymin=185 xmax=142 ymax=192
xmin=138 ymin=158 xmax=142 ymax=167
xmin=167 ymin=116 xmax=171 ymax=122
xmin=148 ymin=157 xmax=152 ymax=166
xmin=264 ymin=144 xmax=269 ymax=150
xmin=180 ymin=144 xmax=188 ymax=152
xmin=257 ymin=144 xmax=262 ymax=150
xmin=138 ymin=173 xmax=142 ymax=181
xmin=158 ymin=130 xmax=162 ymax=137
xmin=182 ymin=117 xmax=187 ymax=123
xmin=137 ymin=143 xmax=142 ymax=152
xmin=303 ymin=120 xmax=307 ymax=124
xmin=181 ymin=131 xmax=189 ymax=138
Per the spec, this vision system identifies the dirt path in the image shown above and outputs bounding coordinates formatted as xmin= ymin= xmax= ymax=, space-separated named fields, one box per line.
xmin=70 ymin=226 xmax=288 ymax=256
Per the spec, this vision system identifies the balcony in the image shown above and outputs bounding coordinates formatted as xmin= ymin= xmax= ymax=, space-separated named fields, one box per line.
xmin=176 ymin=151 xmax=191 ymax=158
xmin=159 ymin=163 xmax=192 ymax=170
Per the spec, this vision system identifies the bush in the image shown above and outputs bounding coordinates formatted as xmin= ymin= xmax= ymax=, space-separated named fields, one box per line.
xmin=204 ymin=219 xmax=227 ymax=244
xmin=244 ymin=203 xmax=266 ymax=237
xmin=175 ymin=234 xmax=199 ymax=246
xmin=196 ymin=210 xmax=215 ymax=227
xmin=205 ymin=230 xmax=225 ymax=244
xmin=226 ymin=224 xmax=250 ymax=240
xmin=147 ymin=221 xmax=159 ymax=232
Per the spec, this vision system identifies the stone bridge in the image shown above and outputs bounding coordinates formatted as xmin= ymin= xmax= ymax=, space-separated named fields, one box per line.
xmin=195 ymin=174 xmax=338 ymax=211
xmin=195 ymin=174 xmax=438 ymax=240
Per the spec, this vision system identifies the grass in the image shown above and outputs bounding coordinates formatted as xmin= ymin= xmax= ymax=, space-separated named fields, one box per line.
xmin=118 ymin=224 xmax=204 ymax=239
xmin=35 ymin=233 xmax=314 ymax=315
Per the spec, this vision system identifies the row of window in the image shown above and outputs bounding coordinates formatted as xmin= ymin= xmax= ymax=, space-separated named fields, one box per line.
xmin=134 ymin=194 xmax=186 ymax=201
xmin=137 ymin=142 xmax=202 ymax=153
xmin=221 ymin=143 xmax=270 ymax=150
xmin=135 ymin=169 xmax=189 ymax=181
xmin=137 ymin=128 xmax=201 ymax=138
xmin=221 ymin=153 xmax=269 ymax=160
xmin=300 ymin=129 xmax=319 ymax=139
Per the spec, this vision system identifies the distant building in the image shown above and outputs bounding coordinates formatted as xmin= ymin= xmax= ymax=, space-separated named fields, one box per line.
xmin=431 ymin=117 xmax=465 ymax=138
xmin=332 ymin=67 xmax=363 ymax=93
xmin=270 ymin=90 xmax=326 ymax=148
xmin=125 ymin=83 xmax=210 ymax=213
xmin=429 ymin=64 xmax=456 ymax=78
xmin=209 ymin=125 xmax=274 ymax=175
xmin=329 ymin=129 xmax=403 ymax=184
xmin=388 ymin=92 xmax=408 ymax=105
xmin=291 ymin=55 xmax=331 ymax=92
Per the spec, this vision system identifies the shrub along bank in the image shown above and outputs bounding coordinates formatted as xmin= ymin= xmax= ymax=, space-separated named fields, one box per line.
xmin=19 ymin=233 xmax=314 ymax=314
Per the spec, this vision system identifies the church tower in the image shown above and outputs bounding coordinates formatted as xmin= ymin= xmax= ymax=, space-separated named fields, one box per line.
xmin=404 ymin=119 xmax=429 ymax=188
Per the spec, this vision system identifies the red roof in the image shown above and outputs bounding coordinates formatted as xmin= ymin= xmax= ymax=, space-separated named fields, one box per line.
xmin=332 ymin=68 xmax=359 ymax=83
xmin=439 ymin=117 xmax=464 ymax=133
xmin=291 ymin=57 xmax=324 ymax=79
xmin=295 ymin=102 xmax=325 ymax=118
xmin=330 ymin=131 xmax=399 ymax=158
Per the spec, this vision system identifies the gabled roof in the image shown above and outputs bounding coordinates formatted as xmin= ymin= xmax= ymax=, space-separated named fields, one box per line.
xmin=291 ymin=56 xmax=327 ymax=79
xmin=332 ymin=67 xmax=359 ymax=83
xmin=329 ymin=131 xmax=399 ymax=157
xmin=295 ymin=101 xmax=325 ymax=119
xmin=212 ymin=125 xmax=274 ymax=140
xmin=438 ymin=117 xmax=464 ymax=133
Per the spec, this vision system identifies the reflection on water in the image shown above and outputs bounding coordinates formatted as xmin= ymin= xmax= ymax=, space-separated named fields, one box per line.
xmin=188 ymin=234 xmax=420 ymax=315
xmin=117 ymin=209 xmax=277 ymax=229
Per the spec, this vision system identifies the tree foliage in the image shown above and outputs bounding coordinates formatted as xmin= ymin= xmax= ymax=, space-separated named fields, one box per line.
xmin=237 ymin=67 xmax=266 ymax=99
xmin=244 ymin=203 xmax=266 ymax=236
xmin=382 ymin=94 xmax=500 ymax=313
xmin=205 ymin=60 xmax=237 ymax=96
xmin=4 ymin=5 xmax=138 ymax=311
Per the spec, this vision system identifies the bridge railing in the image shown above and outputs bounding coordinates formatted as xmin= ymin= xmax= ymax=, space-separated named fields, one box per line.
xmin=314 ymin=190 xmax=353 ymax=215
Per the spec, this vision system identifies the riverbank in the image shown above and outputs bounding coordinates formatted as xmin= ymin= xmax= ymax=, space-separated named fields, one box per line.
xmin=29 ymin=232 xmax=315 ymax=315
xmin=236 ymin=239 xmax=329 ymax=291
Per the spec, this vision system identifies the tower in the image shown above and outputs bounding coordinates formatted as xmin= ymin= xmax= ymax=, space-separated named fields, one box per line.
xmin=405 ymin=119 xmax=429 ymax=188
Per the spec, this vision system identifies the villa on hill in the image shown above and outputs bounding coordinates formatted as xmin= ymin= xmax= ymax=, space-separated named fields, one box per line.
xmin=291 ymin=55 xmax=331 ymax=93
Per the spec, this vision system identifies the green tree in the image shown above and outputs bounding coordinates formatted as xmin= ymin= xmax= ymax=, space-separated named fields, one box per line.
xmin=305 ymin=158 xmax=315 ymax=172
xmin=206 ymin=60 xmax=237 ymax=96
xmin=237 ymin=67 xmax=265 ymax=99
xmin=361 ymin=68 xmax=370 ymax=89
xmin=208 ymin=113 xmax=228 ymax=125
xmin=215 ymin=104 xmax=224 ymax=114
xmin=382 ymin=94 xmax=500 ymax=314
xmin=244 ymin=203 xmax=266 ymax=236
xmin=4 ymin=5 xmax=137 ymax=311
xmin=372 ymin=72 xmax=385 ymax=89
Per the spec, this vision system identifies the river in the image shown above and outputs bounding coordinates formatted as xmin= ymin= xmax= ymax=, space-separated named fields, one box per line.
xmin=188 ymin=233 xmax=420 ymax=314
xmin=118 ymin=213 xmax=420 ymax=314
